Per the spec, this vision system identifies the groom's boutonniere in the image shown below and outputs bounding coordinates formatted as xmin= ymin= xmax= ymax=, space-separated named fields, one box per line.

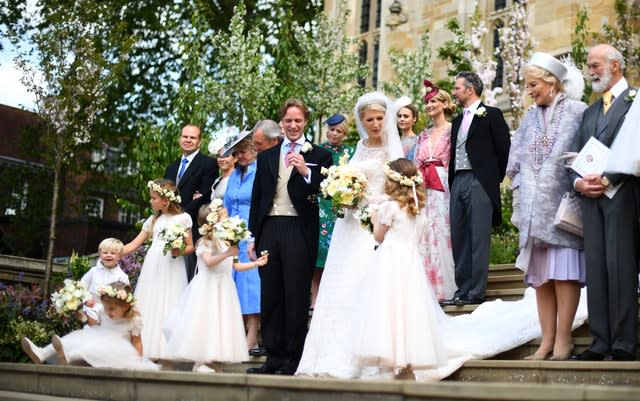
xmin=625 ymin=89 xmax=637 ymax=103
xmin=475 ymin=106 xmax=487 ymax=117
xmin=301 ymin=142 xmax=313 ymax=153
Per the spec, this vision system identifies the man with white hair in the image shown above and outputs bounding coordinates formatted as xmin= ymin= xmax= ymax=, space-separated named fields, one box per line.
xmin=571 ymin=44 xmax=638 ymax=361
xmin=252 ymin=119 xmax=282 ymax=153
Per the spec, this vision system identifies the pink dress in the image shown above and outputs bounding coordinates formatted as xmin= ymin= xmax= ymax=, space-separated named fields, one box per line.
xmin=414 ymin=126 xmax=457 ymax=300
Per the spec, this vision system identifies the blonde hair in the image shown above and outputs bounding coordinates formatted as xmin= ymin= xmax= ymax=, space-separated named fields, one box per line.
xmin=196 ymin=203 xmax=228 ymax=250
xmin=148 ymin=178 xmax=182 ymax=233
xmin=358 ymin=102 xmax=386 ymax=119
xmin=523 ymin=64 xmax=562 ymax=92
xmin=98 ymin=238 xmax=124 ymax=255
xmin=431 ymin=90 xmax=457 ymax=118
xmin=384 ymin=158 xmax=426 ymax=216
xmin=100 ymin=281 xmax=139 ymax=320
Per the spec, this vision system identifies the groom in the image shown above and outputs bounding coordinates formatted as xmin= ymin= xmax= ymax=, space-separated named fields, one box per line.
xmin=446 ymin=71 xmax=510 ymax=306
xmin=248 ymin=99 xmax=332 ymax=375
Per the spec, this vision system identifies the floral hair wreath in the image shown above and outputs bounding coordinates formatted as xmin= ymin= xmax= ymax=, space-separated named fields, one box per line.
xmin=383 ymin=162 xmax=423 ymax=187
xmin=199 ymin=199 xmax=224 ymax=236
xmin=98 ymin=285 xmax=136 ymax=305
xmin=147 ymin=181 xmax=181 ymax=204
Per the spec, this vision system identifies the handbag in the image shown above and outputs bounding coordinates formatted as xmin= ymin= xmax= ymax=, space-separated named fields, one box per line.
xmin=553 ymin=191 xmax=583 ymax=237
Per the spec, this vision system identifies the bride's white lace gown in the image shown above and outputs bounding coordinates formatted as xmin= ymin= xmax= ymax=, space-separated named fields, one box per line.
xmin=296 ymin=143 xmax=589 ymax=381
xmin=296 ymin=140 xmax=390 ymax=378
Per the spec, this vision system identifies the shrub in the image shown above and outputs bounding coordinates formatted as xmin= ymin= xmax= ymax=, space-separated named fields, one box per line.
xmin=490 ymin=188 xmax=519 ymax=264
xmin=120 ymin=245 xmax=147 ymax=290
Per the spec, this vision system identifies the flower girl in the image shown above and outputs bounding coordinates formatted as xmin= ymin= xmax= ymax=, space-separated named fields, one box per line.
xmin=22 ymin=282 xmax=158 ymax=370
xmin=163 ymin=201 xmax=269 ymax=372
xmin=353 ymin=158 xmax=447 ymax=379
xmin=122 ymin=179 xmax=194 ymax=360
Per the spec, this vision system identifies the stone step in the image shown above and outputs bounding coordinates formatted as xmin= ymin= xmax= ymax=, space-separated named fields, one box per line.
xmin=488 ymin=263 xmax=521 ymax=277
xmin=486 ymin=273 xmax=527 ymax=290
xmin=2 ymin=363 xmax=640 ymax=401
xmin=0 ymin=390 xmax=98 ymax=401
xmin=448 ymin=359 xmax=640 ymax=386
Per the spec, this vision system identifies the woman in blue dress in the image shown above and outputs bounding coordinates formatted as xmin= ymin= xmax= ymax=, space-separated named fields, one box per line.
xmin=223 ymin=132 xmax=261 ymax=354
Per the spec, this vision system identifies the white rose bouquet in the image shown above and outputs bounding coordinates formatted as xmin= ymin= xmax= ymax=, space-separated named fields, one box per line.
xmin=50 ymin=279 xmax=91 ymax=320
xmin=214 ymin=216 xmax=252 ymax=246
xmin=158 ymin=223 xmax=189 ymax=256
xmin=320 ymin=154 xmax=368 ymax=217
xmin=353 ymin=205 xmax=375 ymax=232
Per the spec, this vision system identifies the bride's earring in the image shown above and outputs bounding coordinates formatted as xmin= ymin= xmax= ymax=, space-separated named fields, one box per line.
xmin=548 ymin=89 xmax=554 ymax=97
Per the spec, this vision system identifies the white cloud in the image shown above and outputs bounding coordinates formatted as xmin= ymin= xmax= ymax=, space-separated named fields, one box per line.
xmin=0 ymin=60 xmax=36 ymax=111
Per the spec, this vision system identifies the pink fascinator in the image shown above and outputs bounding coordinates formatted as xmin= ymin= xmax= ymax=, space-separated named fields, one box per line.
xmin=421 ymin=79 xmax=439 ymax=103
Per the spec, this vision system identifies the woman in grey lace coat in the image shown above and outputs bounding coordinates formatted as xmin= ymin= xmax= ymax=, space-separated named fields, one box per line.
xmin=506 ymin=52 xmax=587 ymax=361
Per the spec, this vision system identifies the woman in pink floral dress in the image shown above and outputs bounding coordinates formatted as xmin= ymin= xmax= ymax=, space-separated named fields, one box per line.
xmin=414 ymin=80 xmax=458 ymax=301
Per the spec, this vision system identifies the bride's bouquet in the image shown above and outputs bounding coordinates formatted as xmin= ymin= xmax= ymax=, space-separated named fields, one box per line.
xmin=353 ymin=205 xmax=376 ymax=233
xmin=158 ymin=223 xmax=189 ymax=255
xmin=50 ymin=279 xmax=91 ymax=320
xmin=320 ymin=154 xmax=368 ymax=218
xmin=214 ymin=216 xmax=252 ymax=246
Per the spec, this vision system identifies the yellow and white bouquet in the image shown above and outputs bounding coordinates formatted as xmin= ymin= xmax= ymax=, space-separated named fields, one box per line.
xmin=214 ymin=216 xmax=252 ymax=246
xmin=158 ymin=223 xmax=189 ymax=255
xmin=320 ymin=154 xmax=368 ymax=217
xmin=50 ymin=279 xmax=91 ymax=320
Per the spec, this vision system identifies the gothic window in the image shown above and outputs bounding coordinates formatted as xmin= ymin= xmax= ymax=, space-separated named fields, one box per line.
xmin=86 ymin=196 xmax=104 ymax=219
xmin=495 ymin=0 xmax=506 ymax=11
xmin=372 ymin=41 xmax=380 ymax=89
xmin=375 ymin=0 xmax=382 ymax=29
xmin=493 ymin=21 xmax=504 ymax=89
xmin=358 ymin=41 xmax=368 ymax=87
xmin=360 ymin=0 xmax=371 ymax=33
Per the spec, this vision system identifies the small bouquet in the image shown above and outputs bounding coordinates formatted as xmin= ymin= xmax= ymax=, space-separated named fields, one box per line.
xmin=214 ymin=216 xmax=252 ymax=246
xmin=158 ymin=223 xmax=189 ymax=256
xmin=353 ymin=205 xmax=375 ymax=232
xmin=320 ymin=154 xmax=368 ymax=217
xmin=50 ymin=279 xmax=91 ymax=320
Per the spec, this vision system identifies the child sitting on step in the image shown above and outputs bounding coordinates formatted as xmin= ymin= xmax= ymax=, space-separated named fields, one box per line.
xmin=22 ymin=281 xmax=158 ymax=370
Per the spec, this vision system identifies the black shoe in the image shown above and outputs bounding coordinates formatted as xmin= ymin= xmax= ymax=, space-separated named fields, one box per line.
xmin=249 ymin=346 xmax=268 ymax=357
xmin=454 ymin=297 xmax=484 ymax=306
xmin=247 ymin=364 xmax=276 ymax=374
xmin=439 ymin=297 xmax=459 ymax=306
xmin=569 ymin=349 xmax=606 ymax=361
xmin=273 ymin=368 xmax=295 ymax=375
xmin=607 ymin=350 xmax=635 ymax=361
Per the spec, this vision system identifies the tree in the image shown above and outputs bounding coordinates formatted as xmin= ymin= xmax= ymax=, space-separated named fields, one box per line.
xmin=10 ymin=0 xmax=131 ymax=296
xmin=571 ymin=6 xmax=593 ymax=103
xmin=288 ymin=1 xmax=369 ymax=142
xmin=383 ymin=29 xmax=432 ymax=115
xmin=596 ymin=0 xmax=640 ymax=83
xmin=497 ymin=0 xmax=533 ymax=130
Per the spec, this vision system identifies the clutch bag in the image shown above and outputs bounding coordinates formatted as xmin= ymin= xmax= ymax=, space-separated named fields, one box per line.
xmin=553 ymin=191 xmax=583 ymax=237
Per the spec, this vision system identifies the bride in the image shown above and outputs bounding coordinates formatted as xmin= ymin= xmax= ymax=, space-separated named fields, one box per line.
xmin=296 ymin=91 xmax=404 ymax=378
xmin=296 ymin=91 xmax=589 ymax=381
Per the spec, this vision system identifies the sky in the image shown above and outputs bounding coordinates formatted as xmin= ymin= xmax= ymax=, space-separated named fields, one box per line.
xmin=0 ymin=39 xmax=36 ymax=110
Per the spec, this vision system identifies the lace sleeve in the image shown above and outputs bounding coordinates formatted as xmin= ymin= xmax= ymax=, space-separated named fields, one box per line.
xmin=130 ymin=315 xmax=143 ymax=337
xmin=141 ymin=215 xmax=154 ymax=233
xmin=180 ymin=213 xmax=193 ymax=229
xmin=376 ymin=200 xmax=397 ymax=226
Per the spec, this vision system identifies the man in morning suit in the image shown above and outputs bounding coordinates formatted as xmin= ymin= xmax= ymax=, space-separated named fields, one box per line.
xmin=247 ymin=99 xmax=332 ymax=375
xmin=570 ymin=44 xmax=638 ymax=361
xmin=444 ymin=71 xmax=511 ymax=306
xmin=164 ymin=124 xmax=218 ymax=281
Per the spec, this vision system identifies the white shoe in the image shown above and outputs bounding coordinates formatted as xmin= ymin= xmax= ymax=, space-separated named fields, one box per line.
xmin=21 ymin=337 xmax=45 ymax=364
xmin=193 ymin=363 xmax=216 ymax=373
xmin=51 ymin=335 xmax=67 ymax=365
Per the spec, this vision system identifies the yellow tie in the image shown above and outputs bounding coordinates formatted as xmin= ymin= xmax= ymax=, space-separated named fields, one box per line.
xmin=603 ymin=91 xmax=613 ymax=114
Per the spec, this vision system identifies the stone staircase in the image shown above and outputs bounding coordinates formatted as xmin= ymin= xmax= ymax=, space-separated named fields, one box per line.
xmin=2 ymin=262 xmax=640 ymax=400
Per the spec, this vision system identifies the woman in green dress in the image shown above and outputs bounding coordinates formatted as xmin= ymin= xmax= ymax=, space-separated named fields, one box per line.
xmin=311 ymin=114 xmax=356 ymax=310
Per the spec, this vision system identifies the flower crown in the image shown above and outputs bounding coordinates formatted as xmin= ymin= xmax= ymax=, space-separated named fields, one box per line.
xmin=198 ymin=199 xmax=224 ymax=236
xmin=98 ymin=285 xmax=136 ymax=305
xmin=383 ymin=162 xmax=423 ymax=187
xmin=147 ymin=181 xmax=181 ymax=203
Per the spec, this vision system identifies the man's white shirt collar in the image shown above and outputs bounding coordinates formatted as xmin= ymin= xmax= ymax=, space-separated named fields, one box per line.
xmin=182 ymin=149 xmax=200 ymax=162
xmin=465 ymin=99 xmax=482 ymax=115
xmin=609 ymin=77 xmax=629 ymax=100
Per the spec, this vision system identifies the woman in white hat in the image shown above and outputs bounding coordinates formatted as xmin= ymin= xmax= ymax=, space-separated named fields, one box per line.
xmin=506 ymin=52 xmax=587 ymax=361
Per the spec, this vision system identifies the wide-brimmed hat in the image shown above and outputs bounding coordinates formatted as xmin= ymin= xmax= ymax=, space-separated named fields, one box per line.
xmin=221 ymin=129 xmax=252 ymax=157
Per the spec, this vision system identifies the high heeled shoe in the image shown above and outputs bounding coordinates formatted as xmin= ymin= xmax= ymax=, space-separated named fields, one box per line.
xmin=523 ymin=351 xmax=550 ymax=360
xmin=550 ymin=346 xmax=574 ymax=361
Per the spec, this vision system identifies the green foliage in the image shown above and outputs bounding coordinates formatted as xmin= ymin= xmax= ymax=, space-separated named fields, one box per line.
xmin=437 ymin=18 xmax=474 ymax=90
xmin=571 ymin=6 xmax=593 ymax=103
xmin=490 ymin=188 xmax=519 ymax=264
xmin=596 ymin=0 xmax=640 ymax=83
xmin=290 ymin=0 xmax=369 ymax=142
xmin=0 ymin=317 xmax=52 ymax=362
xmin=383 ymin=29 xmax=432 ymax=116
xmin=66 ymin=251 xmax=92 ymax=281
